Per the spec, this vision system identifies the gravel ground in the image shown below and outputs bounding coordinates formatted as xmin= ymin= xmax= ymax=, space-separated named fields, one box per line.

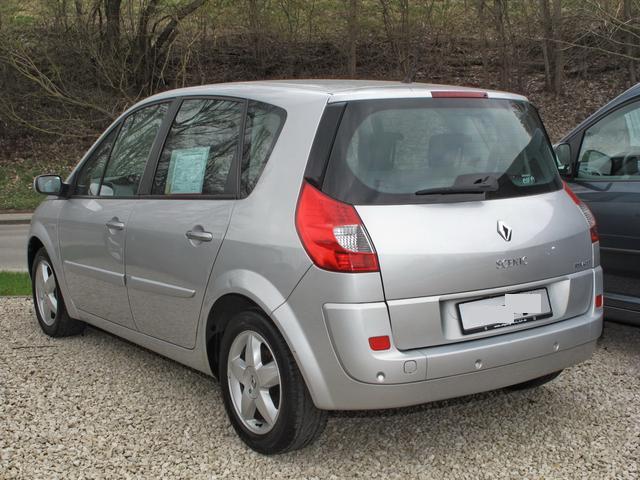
xmin=1 ymin=297 xmax=638 ymax=479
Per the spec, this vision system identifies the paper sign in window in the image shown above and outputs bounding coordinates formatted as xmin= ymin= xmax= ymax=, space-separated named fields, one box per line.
xmin=165 ymin=147 xmax=210 ymax=194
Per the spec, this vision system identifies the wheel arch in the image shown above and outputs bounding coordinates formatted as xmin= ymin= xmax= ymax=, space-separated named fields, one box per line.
xmin=205 ymin=293 xmax=266 ymax=379
xmin=27 ymin=236 xmax=45 ymax=276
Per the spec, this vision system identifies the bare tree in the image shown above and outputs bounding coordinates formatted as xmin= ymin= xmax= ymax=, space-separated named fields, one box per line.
xmin=552 ymin=0 xmax=563 ymax=94
xmin=346 ymin=0 xmax=358 ymax=77
xmin=539 ymin=0 xmax=563 ymax=95
xmin=379 ymin=0 xmax=414 ymax=81
xmin=104 ymin=0 xmax=122 ymax=53
xmin=623 ymin=0 xmax=637 ymax=83
xmin=244 ymin=0 xmax=269 ymax=76
xmin=495 ymin=0 xmax=510 ymax=88
xmin=133 ymin=0 xmax=208 ymax=92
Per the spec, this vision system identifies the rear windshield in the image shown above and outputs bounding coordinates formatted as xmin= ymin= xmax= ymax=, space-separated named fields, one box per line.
xmin=321 ymin=98 xmax=562 ymax=204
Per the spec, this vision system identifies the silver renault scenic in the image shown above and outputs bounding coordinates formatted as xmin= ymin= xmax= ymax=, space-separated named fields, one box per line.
xmin=29 ymin=80 xmax=603 ymax=454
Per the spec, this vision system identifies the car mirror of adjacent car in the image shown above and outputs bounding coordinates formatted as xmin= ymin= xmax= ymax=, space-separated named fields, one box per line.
xmin=554 ymin=143 xmax=573 ymax=177
xmin=34 ymin=175 xmax=66 ymax=196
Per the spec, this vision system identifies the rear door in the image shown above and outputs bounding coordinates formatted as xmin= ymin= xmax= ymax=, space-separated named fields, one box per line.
xmin=58 ymin=102 xmax=169 ymax=327
xmin=319 ymin=96 xmax=595 ymax=347
xmin=569 ymin=100 xmax=640 ymax=316
xmin=124 ymin=97 xmax=244 ymax=349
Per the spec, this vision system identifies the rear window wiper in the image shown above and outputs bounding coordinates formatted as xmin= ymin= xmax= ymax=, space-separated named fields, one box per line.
xmin=415 ymin=185 xmax=497 ymax=195
xmin=415 ymin=174 xmax=499 ymax=196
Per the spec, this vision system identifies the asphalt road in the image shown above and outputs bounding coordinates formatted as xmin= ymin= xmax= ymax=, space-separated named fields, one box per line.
xmin=0 ymin=224 xmax=29 ymax=271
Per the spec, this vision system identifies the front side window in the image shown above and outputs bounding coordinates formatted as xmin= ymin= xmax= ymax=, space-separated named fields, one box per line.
xmin=75 ymin=127 xmax=119 ymax=196
xmin=100 ymin=102 xmax=169 ymax=197
xmin=240 ymin=101 xmax=286 ymax=196
xmin=322 ymin=98 xmax=561 ymax=205
xmin=152 ymin=99 xmax=243 ymax=195
xmin=578 ymin=101 xmax=640 ymax=180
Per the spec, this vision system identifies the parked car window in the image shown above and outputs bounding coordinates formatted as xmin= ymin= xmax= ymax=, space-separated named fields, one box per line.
xmin=240 ymin=101 xmax=286 ymax=196
xmin=75 ymin=127 xmax=119 ymax=196
xmin=578 ymin=101 xmax=640 ymax=180
xmin=100 ymin=103 xmax=169 ymax=197
xmin=152 ymin=98 xmax=243 ymax=195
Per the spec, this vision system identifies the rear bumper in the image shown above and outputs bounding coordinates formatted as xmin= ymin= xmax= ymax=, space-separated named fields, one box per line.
xmin=273 ymin=267 xmax=603 ymax=410
xmin=320 ymin=311 xmax=601 ymax=410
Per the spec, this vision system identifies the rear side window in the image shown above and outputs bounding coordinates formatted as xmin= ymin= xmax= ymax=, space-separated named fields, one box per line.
xmin=100 ymin=103 xmax=169 ymax=197
xmin=152 ymin=98 xmax=243 ymax=195
xmin=75 ymin=127 xmax=118 ymax=196
xmin=321 ymin=98 xmax=561 ymax=205
xmin=240 ymin=101 xmax=286 ymax=197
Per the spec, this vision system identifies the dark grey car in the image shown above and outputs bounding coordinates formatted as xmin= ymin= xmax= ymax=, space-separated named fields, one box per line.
xmin=555 ymin=84 xmax=640 ymax=324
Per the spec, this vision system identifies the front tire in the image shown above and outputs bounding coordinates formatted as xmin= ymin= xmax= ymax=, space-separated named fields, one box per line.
xmin=31 ymin=248 xmax=85 ymax=337
xmin=219 ymin=309 xmax=327 ymax=454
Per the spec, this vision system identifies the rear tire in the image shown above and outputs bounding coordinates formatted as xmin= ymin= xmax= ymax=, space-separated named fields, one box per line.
xmin=219 ymin=309 xmax=327 ymax=454
xmin=507 ymin=370 xmax=563 ymax=391
xmin=31 ymin=248 xmax=85 ymax=337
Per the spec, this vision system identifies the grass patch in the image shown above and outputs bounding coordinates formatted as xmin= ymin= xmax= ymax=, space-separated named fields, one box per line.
xmin=0 ymin=271 xmax=32 ymax=296
xmin=0 ymin=137 xmax=89 ymax=211
xmin=0 ymin=161 xmax=72 ymax=211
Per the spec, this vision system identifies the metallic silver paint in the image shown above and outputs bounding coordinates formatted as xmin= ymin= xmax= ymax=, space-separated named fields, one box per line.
xmin=355 ymin=189 xmax=593 ymax=301
xmin=58 ymin=198 xmax=137 ymax=329
xmin=277 ymin=264 xmax=602 ymax=408
xmin=28 ymin=80 xmax=603 ymax=414
xmin=124 ymin=200 xmax=234 ymax=349
xmin=388 ymin=268 xmax=597 ymax=350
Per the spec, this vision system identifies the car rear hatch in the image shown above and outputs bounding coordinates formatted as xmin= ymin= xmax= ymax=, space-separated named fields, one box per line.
xmin=315 ymin=94 xmax=597 ymax=349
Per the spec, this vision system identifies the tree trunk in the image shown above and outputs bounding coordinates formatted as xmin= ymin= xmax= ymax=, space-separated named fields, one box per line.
xmin=247 ymin=0 xmax=266 ymax=76
xmin=133 ymin=0 xmax=206 ymax=92
xmin=624 ymin=0 xmax=637 ymax=85
xmin=346 ymin=0 xmax=358 ymax=77
xmin=493 ymin=0 xmax=510 ymax=89
xmin=552 ymin=0 xmax=563 ymax=95
xmin=104 ymin=0 xmax=121 ymax=48
xmin=379 ymin=0 xmax=413 ymax=81
xmin=476 ymin=1 xmax=491 ymax=84
xmin=400 ymin=0 xmax=411 ymax=81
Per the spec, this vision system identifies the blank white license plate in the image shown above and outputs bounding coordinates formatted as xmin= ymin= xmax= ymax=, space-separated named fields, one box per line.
xmin=457 ymin=288 xmax=552 ymax=334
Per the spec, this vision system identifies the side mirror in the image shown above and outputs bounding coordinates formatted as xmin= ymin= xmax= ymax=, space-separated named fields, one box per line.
xmin=34 ymin=175 xmax=64 ymax=196
xmin=554 ymin=143 xmax=572 ymax=176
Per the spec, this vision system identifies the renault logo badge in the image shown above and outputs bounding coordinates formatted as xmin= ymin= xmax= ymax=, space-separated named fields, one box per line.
xmin=497 ymin=220 xmax=512 ymax=242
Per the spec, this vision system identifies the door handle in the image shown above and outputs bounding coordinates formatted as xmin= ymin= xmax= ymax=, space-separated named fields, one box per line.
xmin=105 ymin=218 xmax=125 ymax=231
xmin=186 ymin=230 xmax=213 ymax=242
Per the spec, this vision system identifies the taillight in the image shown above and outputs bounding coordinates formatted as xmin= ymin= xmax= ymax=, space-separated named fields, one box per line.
xmin=563 ymin=182 xmax=599 ymax=243
xmin=595 ymin=294 xmax=603 ymax=309
xmin=368 ymin=335 xmax=391 ymax=351
xmin=295 ymin=181 xmax=379 ymax=273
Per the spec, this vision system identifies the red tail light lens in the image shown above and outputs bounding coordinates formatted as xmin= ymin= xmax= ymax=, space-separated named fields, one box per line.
xmin=368 ymin=335 xmax=391 ymax=351
xmin=563 ymin=182 xmax=599 ymax=243
xmin=595 ymin=294 xmax=603 ymax=309
xmin=295 ymin=181 xmax=379 ymax=273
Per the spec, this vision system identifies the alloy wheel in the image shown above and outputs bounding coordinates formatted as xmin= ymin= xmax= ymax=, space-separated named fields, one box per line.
xmin=34 ymin=260 xmax=58 ymax=326
xmin=227 ymin=330 xmax=281 ymax=434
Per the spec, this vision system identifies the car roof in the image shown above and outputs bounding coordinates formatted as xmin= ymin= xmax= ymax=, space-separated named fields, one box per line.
xmin=560 ymin=82 xmax=640 ymax=142
xmin=138 ymin=79 xmax=528 ymax=110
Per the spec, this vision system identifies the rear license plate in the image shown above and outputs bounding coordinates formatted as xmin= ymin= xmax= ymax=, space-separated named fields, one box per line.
xmin=457 ymin=288 xmax=552 ymax=334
